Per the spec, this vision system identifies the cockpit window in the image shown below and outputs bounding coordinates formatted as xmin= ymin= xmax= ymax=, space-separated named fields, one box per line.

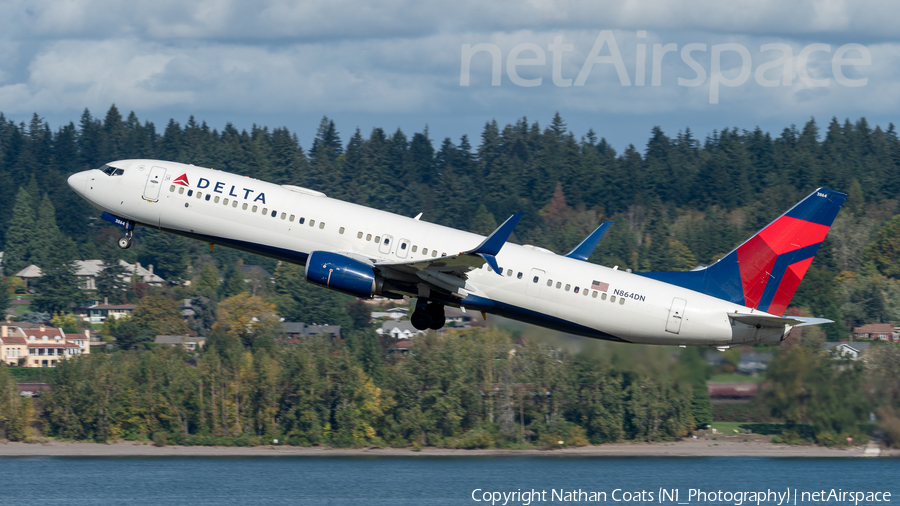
xmin=98 ymin=165 xmax=123 ymax=176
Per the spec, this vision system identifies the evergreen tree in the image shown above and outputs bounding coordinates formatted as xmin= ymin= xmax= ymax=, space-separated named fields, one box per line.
xmin=95 ymin=249 xmax=129 ymax=304
xmin=32 ymin=239 xmax=83 ymax=314
xmin=3 ymin=188 xmax=36 ymax=275
xmin=31 ymin=194 xmax=63 ymax=268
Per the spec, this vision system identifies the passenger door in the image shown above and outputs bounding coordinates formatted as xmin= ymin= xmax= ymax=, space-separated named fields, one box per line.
xmin=142 ymin=166 xmax=166 ymax=202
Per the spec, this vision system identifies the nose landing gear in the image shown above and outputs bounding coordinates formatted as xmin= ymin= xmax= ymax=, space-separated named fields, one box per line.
xmin=410 ymin=300 xmax=446 ymax=331
xmin=118 ymin=229 xmax=133 ymax=249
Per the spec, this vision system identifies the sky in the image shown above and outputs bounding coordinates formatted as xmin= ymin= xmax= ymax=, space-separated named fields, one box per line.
xmin=1 ymin=0 xmax=898 ymax=152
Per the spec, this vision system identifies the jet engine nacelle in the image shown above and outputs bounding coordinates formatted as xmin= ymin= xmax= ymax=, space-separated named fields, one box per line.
xmin=304 ymin=251 xmax=383 ymax=298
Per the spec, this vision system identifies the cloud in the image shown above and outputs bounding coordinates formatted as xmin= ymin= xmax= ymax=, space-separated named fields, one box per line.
xmin=0 ymin=1 xmax=897 ymax=151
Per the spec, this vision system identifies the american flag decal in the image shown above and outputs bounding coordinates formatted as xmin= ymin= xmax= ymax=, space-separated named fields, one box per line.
xmin=591 ymin=280 xmax=609 ymax=292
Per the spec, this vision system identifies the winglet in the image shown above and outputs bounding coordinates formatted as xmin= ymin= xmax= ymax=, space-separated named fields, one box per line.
xmin=470 ymin=212 xmax=525 ymax=276
xmin=565 ymin=222 xmax=613 ymax=261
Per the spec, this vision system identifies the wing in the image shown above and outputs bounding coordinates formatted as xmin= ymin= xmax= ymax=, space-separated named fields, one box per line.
xmin=376 ymin=213 xmax=524 ymax=298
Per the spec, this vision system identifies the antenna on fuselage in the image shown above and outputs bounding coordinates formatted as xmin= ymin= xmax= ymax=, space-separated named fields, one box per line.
xmin=414 ymin=213 xmax=423 ymax=220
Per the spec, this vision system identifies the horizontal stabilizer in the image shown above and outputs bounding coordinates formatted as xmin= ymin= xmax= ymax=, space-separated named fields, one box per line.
xmin=565 ymin=222 xmax=613 ymax=261
xmin=728 ymin=313 xmax=832 ymax=328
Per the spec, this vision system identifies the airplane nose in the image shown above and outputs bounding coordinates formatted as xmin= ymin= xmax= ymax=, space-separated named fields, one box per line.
xmin=67 ymin=171 xmax=88 ymax=196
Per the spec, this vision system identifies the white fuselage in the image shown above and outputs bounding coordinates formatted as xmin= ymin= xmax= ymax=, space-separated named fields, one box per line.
xmin=68 ymin=160 xmax=787 ymax=346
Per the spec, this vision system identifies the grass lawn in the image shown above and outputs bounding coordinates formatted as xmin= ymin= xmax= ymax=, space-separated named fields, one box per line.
xmin=710 ymin=421 xmax=784 ymax=435
xmin=708 ymin=373 xmax=765 ymax=384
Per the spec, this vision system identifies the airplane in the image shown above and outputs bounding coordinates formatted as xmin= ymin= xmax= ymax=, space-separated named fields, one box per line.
xmin=67 ymin=160 xmax=846 ymax=348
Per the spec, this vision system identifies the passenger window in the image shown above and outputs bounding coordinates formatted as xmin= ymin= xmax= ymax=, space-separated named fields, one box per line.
xmin=299 ymin=217 xmax=305 ymax=224
xmin=556 ymin=282 xmax=561 ymax=289
xmin=357 ymin=231 xmax=363 ymax=239
xmin=197 ymin=192 xmax=202 ymax=199
xmin=565 ymin=284 xmax=570 ymax=291
xmin=506 ymin=269 xmax=512 ymax=276
xmin=242 ymin=203 xmax=248 ymax=210
xmin=533 ymin=276 xmax=539 ymax=283
xmin=431 ymin=250 xmax=438 ymax=258
xmin=223 ymin=198 xmax=229 ymax=205
xmin=412 ymin=245 xmax=418 ymax=252
xmin=601 ymin=293 xmax=607 ymax=300
xmin=289 ymin=214 xmax=294 ymax=221
xmin=310 ymin=220 xmax=315 ymax=227
xmin=233 ymin=201 xmax=238 ymax=208
xmin=517 ymin=272 xmax=523 ymax=279
xmin=319 ymin=222 xmax=325 ymax=229
xmin=262 ymin=208 xmax=268 ymax=215
xmin=574 ymin=287 xmax=580 ymax=293
xmin=271 ymin=210 xmax=277 ymax=218
xmin=592 ymin=291 xmax=598 ymax=298
xmin=384 ymin=238 xmax=390 ymax=245
xmin=281 ymin=212 xmax=286 ymax=220
xmin=366 ymin=234 xmax=372 ymax=241
xmin=442 ymin=252 xmax=447 ymax=257
xmin=619 ymin=298 xmax=625 ymax=305
xmin=584 ymin=290 xmax=589 ymax=296
xmin=422 ymin=248 xmax=428 ymax=254
xmin=339 ymin=227 xmax=345 ymax=234
xmin=610 ymin=296 xmax=616 ymax=303
xmin=252 ymin=205 xmax=258 ymax=212
xmin=401 ymin=243 xmax=407 ymax=250
xmin=214 ymin=196 xmax=220 ymax=203
xmin=188 ymin=190 xmax=193 ymax=197
xmin=546 ymin=279 xmax=552 ymax=287
xmin=170 ymin=185 xmax=175 ymax=192
xmin=205 ymin=194 xmax=211 ymax=201
xmin=179 ymin=187 xmax=185 ymax=195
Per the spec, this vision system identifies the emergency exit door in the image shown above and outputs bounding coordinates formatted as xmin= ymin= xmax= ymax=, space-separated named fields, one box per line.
xmin=665 ymin=297 xmax=687 ymax=334
xmin=142 ymin=166 xmax=166 ymax=202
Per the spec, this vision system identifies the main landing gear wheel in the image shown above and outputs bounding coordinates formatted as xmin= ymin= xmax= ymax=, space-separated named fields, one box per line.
xmin=411 ymin=301 xmax=446 ymax=331
xmin=118 ymin=230 xmax=133 ymax=249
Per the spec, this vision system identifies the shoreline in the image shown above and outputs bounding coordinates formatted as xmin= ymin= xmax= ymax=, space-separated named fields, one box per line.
xmin=1 ymin=437 xmax=895 ymax=458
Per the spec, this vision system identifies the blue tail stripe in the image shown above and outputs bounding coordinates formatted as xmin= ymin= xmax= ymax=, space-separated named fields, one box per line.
xmin=756 ymin=242 xmax=821 ymax=312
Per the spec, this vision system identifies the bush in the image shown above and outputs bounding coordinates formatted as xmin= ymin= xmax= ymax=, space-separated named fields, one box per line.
xmin=151 ymin=431 xmax=169 ymax=447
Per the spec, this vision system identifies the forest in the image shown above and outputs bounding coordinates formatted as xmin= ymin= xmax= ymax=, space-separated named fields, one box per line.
xmin=0 ymin=106 xmax=899 ymax=447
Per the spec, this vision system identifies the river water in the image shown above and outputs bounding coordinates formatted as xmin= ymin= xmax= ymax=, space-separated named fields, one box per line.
xmin=0 ymin=456 xmax=894 ymax=505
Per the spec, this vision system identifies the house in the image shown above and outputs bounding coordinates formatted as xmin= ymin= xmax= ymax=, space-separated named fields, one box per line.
xmin=6 ymin=324 xmax=91 ymax=368
xmin=377 ymin=320 xmax=425 ymax=340
xmin=823 ymin=341 xmax=872 ymax=360
xmin=18 ymin=260 xmax=166 ymax=292
xmin=179 ymin=299 xmax=196 ymax=319
xmin=74 ymin=297 xmax=137 ymax=323
xmin=154 ymin=335 xmax=206 ymax=351
xmin=371 ymin=307 xmax=409 ymax=320
xmin=852 ymin=323 xmax=898 ymax=342
xmin=282 ymin=322 xmax=342 ymax=340
xmin=0 ymin=326 xmax=27 ymax=366
xmin=736 ymin=352 xmax=773 ymax=375
xmin=15 ymin=265 xmax=42 ymax=288
xmin=388 ymin=339 xmax=411 ymax=355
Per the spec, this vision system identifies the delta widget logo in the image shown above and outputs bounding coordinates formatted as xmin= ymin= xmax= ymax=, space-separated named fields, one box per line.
xmin=173 ymin=174 xmax=190 ymax=186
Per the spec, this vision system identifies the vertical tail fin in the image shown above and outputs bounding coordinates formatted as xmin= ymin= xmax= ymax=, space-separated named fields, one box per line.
xmin=639 ymin=188 xmax=846 ymax=315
